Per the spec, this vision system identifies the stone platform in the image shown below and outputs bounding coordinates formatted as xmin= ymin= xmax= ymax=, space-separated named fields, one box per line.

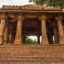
xmin=0 ymin=44 xmax=64 ymax=64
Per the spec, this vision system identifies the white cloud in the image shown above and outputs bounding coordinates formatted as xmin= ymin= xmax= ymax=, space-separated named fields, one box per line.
xmin=0 ymin=0 xmax=33 ymax=7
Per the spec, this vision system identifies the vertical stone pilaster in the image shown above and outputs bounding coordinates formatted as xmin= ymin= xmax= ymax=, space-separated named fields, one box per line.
xmin=56 ymin=15 xmax=64 ymax=44
xmin=39 ymin=14 xmax=49 ymax=45
xmin=53 ymin=26 xmax=58 ymax=44
xmin=4 ymin=26 xmax=8 ymax=44
xmin=0 ymin=14 xmax=6 ymax=44
xmin=22 ymin=35 xmax=25 ymax=44
xmin=14 ymin=14 xmax=23 ymax=44
xmin=37 ymin=36 xmax=40 ymax=44
xmin=9 ymin=32 xmax=13 ymax=44
xmin=48 ymin=34 xmax=53 ymax=44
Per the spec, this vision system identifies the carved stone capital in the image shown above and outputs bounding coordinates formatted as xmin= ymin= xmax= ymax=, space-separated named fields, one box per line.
xmin=0 ymin=13 xmax=6 ymax=19
xmin=17 ymin=14 xmax=24 ymax=21
xmin=8 ymin=13 xmax=16 ymax=18
xmin=56 ymin=15 xmax=63 ymax=21
xmin=39 ymin=14 xmax=47 ymax=21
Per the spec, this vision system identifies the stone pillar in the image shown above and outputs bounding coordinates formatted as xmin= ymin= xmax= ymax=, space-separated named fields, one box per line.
xmin=48 ymin=33 xmax=53 ymax=44
xmin=9 ymin=32 xmax=13 ymax=44
xmin=23 ymin=35 xmax=25 ymax=44
xmin=37 ymin=36 xmax=40 ymax=44
xmin=0 ymin=14 xmax=6 ymax=44
xmin=4 ymin=26 xmax=8 ymax=44
xmin=56 ymin=15 xmax=64 ymax=44
xmin=53 ymin=26 xmax=58 ymax=44
xmin=12 ymin=32 xmax=16 ymax=43
xmin=14 ymin=14 xmax=23 ymax=44
xmin=40 ymin=14 xmax=49 ymax=45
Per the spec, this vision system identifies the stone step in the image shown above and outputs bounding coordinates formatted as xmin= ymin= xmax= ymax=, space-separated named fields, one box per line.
xmin=0 ymin=45 xmax=64 ymax=63
xmin=0 ymin=45 xmax=64 ymax=57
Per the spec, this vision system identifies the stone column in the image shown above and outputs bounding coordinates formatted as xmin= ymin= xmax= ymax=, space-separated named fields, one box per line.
xmin=9 ymin=32 xmax=13 ymax=44
xmin=40 ymin=14 xmax=49 ymax=45
xmin=4 ymin=26 xmax=8 ymax=44
xmin=56 ymin=15 xmax=64 ymax=44
xmin=0 ymin=14 xmax=6 ymax=44
xmin=23 ymin=35 xmax=25 ymax=44
xmin=53 ymin=26 xmax=58 ymax=44
xmin=37 ymin=36 xmax=40 ymax=44
xmin=48 ymin=33 xmax=53 ymax=44
xmin=14 ymin=14 xmax=23 ymax=44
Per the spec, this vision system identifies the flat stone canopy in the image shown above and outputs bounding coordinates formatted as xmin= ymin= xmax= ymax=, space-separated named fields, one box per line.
xmin=0 ymin=4 xmax=63 ymax=12
xmin=0 ymin=4 xmax=64 ymax=45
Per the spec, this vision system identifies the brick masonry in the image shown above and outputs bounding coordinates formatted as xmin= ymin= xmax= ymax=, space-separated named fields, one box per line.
xmin=0 ymin=45 xmax=64 ymax=64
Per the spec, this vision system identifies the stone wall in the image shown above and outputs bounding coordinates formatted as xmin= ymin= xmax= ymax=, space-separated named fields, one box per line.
xmin=0 ymin=45 xmax=64 ymax=64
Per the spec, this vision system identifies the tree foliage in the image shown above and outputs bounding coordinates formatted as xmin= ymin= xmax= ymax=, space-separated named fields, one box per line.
xmin=29 ymin=0 xmax=64 ymax=8
xmin=25 ymin=36 xmax=38 ymax=44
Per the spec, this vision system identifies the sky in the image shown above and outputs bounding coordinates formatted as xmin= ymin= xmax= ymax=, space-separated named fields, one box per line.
xmin=0 ymin=0 xmax=34 ymax=7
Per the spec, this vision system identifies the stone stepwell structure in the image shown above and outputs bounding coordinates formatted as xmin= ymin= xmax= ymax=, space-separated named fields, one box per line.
xmin=0 ymin=4 xmax=64 ymax=64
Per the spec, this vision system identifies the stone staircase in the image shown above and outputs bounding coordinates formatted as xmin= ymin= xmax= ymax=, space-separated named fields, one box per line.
xmin=0 ymin=44 xmax=64 ymax=64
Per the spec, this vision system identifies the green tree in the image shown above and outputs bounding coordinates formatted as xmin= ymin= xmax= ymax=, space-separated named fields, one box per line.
xmin=29 ymin=0 xmax=64 ymax=8
xmin=25 ymin=36 xmax=38 ymax=44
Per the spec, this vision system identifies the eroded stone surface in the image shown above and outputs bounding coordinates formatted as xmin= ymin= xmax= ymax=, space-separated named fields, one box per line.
xmin=0 ymin=45 xmax=63 ymax=64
